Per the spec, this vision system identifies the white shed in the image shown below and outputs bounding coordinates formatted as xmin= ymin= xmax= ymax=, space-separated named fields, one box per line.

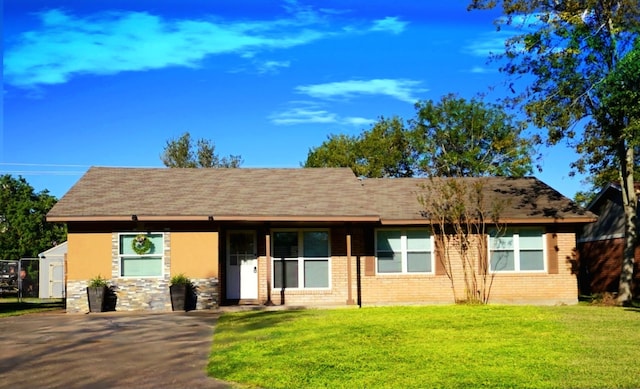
xmin=38 ymin=242 xmax=67 ymax=299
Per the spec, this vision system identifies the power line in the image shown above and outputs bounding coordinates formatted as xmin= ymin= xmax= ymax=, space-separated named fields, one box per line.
xmin=0 ymin=170 xmax=85 ymax=176
xmin=0 ymin=163 xmax=90 ymax=168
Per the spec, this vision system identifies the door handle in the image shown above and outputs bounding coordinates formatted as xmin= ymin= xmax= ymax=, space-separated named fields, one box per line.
xmin=254 ymin=266 xmax=257 ymax=273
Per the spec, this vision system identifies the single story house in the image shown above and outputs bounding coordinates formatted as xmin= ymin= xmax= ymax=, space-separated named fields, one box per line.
xmin=578 ymin=182 xmax=640 ymax=296
xmin=47 ymin=167 xmax=596 ymax=313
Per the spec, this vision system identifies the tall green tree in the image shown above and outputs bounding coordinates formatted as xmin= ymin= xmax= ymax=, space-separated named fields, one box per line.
xmin=412 ymin=94 xmax=533 ymax=177
xmin=0 ymin=175 xmax=66 ymax=260
xmin=304 ymin=95 xmax=533 ymax=178
xmin=161 ymin=132 xmax=242 ymax=168
xmin=470 ymin=0 xmax=639 ymax=303
xmin=304 ymin=117 xmax=416 ymax=178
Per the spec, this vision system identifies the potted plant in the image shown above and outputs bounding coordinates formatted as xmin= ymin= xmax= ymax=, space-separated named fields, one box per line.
xmin=87 ymin=275 xmax=109 ymax=312
xmin=169 ymin=273 xmax=196 ymax=311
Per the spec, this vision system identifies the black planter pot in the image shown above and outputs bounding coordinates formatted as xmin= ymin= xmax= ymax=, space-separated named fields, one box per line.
xmin=87 ymin=286 xmax=107 ymax=312
xmin=170 ymin=284 xmax=197 ymax=311
xmin=170 ymin=284 xmax=187 ymax=311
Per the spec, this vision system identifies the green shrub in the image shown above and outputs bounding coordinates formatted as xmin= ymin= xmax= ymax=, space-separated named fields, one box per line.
xmin=87 ymin=275 xmax=109 ymax=288
xmin=170 ymin=273 xmax=192 ymax=286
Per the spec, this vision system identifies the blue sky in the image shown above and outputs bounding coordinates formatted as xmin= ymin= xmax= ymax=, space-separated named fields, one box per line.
xmin=3 ymin=0 xmax=585 ymax=199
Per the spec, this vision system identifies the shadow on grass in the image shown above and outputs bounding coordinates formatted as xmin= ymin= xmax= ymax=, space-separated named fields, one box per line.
xmin=0 ymin=299 xmax=65 ymax=315
xmin=219 ymin=308 xmax=311 ymax=333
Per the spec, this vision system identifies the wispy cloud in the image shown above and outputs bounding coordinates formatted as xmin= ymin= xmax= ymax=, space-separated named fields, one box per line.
xmin=256 ymin=60 xmax=291 ymax=74
xmin=465 ymin=35 xmax=506 ymax=57
xmin=469 ymin=66 xmax=497 ymax=74
xmin=370 ymin=17 xmax=408 ymax=34
xmin=296 ymin=79 xmax=426 ymax=103
xmin=269 ymin=107 xmax=338 ymax=125
xmin=269 ymin=102 xmax=374 ymax=126
xmin=4 ymin=6 xmax=402 ymax=88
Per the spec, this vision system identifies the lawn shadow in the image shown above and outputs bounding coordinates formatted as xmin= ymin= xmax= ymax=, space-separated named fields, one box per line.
xmin=220 ymin=308 xmax=310 ymax=333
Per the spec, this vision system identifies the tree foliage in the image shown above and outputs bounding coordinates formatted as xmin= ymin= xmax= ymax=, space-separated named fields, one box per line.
xmin=161 ymin=132 xmax=242 ymax=168
xmin=0 ymin=175 xmax=66 ymax=260
xmin=304 ymin=117 xmax=416 ymax=178
xmin=469 ymin=0 xmax=639 ymax=302
xmin=412 ymin=94 xmax=533 ymax=177
xmin=305 ymin=95 xmax=534 ymax=178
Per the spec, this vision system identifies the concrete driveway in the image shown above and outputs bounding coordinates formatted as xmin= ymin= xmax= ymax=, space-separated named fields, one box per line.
xmin=0 ymin=311 xmax=232 ymax=389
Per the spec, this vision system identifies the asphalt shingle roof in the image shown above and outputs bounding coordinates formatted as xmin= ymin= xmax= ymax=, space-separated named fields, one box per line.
xmin=362 ymin=176 xmax=596 ymax=223
xmin=48 ymin=167 xmax=378 ymax=221
xmin=48 ymin=167 xmax=596 ymax=224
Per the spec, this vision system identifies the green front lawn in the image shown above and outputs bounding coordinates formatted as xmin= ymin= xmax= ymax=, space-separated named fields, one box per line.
xmin=0 ymin=297 xmax=65 ymax=317
xmin=209 ymin=305 xmax=640 ymax=388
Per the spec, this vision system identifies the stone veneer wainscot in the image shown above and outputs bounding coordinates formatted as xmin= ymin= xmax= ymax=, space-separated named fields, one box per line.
xmin=65 ymin=232 xmax=219 ymax=313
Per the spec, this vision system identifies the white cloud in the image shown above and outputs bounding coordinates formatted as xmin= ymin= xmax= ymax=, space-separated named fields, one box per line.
xmin=256 ymin=60 xmax=291 ymax=74
xmin=370 ymin=17 xmax=408 ymax=34
xmin=296 ymin=78 xmax=426 ymax=103
xmin=269 ymin=102 xmax=374 ymax=126
xmin=4 ymin=7 xmax=403 ymax=88
xmin=465 ymin=35 xmax=506 ymax=57
xmin=269 ymin=107 xmax=339 ymax=125
xmin=342 ymin=117 xmax=375 ymax=126
xmin=469 ymin=66 xmax=497 ymax=74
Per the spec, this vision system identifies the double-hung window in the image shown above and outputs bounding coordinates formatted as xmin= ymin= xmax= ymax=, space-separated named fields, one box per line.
xmin=376 ymin=229 xmax=433 ymax=274
xmin=272 ymin=230 xmax=330 ymax=289
xmin=119 ymin=233 xmax=164 ymax=277
xmin=489 ymin=229 xmax=545 ymax=272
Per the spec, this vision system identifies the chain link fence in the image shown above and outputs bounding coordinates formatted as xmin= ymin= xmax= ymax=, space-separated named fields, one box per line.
xmin=0 ymin=258 xmax=40 ymax=301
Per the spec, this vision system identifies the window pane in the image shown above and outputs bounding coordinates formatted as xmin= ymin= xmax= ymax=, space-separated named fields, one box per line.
xmin=377 ymin=231 xmax=401 ymax=252
xmin=303 ymin=232 xmax=329 ymax=257
xmin=230 ymin=233 xmax=254 ymax=254
xmin=304 ymin=260 xmax=328 ymax=288
xmin=490 ymin=251 xmax=515 ymax=271
xmin=407 ymin=230 xmax=430 ymax=251
xmin=490 ymin=235 xmax=513 ymax=250
xmin=273 ymin=232 xmax=298 ymax=258
xmin=120 ymin=234 xmax=163 ymax=255
xmin=121 ymin=256 xmax=162 ymax=276
xmin=407 ymin=252 xmax=431 ymax=272
xmin=273 ymin=260 xmax=299 ymax=288
xmin=519 ymin=230 xmax=543 ymax=250
xmin=520 ymin=250 xmax=544 ymax=271
xmin=377 ymin=252 xmax=402 ymax=273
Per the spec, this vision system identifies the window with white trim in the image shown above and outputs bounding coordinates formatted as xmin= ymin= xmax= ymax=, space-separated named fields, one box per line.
xmin=272 ymin=230 xmax=330 ymax=289
xmin=119 ymin=233 xmax=164 ymax=277
xmin=376 ymin=229 xmax=433 ymax=274
xmin=489 ymin=228 xmax=545 ymax=272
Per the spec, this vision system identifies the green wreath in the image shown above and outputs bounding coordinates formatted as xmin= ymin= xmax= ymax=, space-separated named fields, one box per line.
xmin=132 ymin=234 xmax=153 ymax=255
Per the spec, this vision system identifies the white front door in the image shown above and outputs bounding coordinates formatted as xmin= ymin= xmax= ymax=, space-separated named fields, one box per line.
xmin=226 ymin=231 xmax=258 ymax=300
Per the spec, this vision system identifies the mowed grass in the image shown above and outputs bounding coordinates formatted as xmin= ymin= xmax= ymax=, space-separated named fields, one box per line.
xmin=208 ymin=305 xmax=640 ymax=388
xmin=0 ymin=297 xmax=65 ymax=317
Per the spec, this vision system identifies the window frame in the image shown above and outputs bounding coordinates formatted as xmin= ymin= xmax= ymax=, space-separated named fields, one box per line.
xmin=270 ymin=228 xmax=331 ymax=290
xmin=375 ymin=228 xmax=434 ymax=275
xmin=117 ymin=232 xmax=165 ymax=278
xmin=488 ymin=228 xmax=547 ymax=273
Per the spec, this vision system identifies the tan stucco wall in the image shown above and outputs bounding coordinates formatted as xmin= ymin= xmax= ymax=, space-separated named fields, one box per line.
xmin=170 ymin=232 xmax=218 ymax=278
xmin=66 ymin=233 xmax=113 ymax=280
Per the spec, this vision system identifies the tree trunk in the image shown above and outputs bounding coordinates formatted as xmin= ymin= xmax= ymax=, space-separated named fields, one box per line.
xmin=617 ymin=143 xmax=637 ymax=305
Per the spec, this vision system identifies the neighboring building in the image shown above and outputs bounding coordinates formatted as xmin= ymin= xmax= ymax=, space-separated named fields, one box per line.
xmin=47 ymin=167 xmax=595 ymax=313
xmin=578 ymin=183 xmax=640 ymax=296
